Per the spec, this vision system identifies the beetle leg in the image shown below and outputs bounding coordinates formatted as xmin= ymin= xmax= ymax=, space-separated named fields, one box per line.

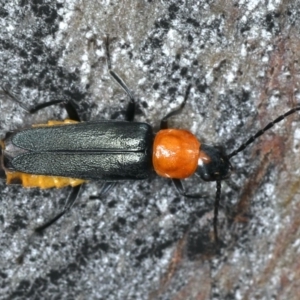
xmin=174 ymin=178 xmax=221 ymax=242
xmin=213 ymin=180 xmax=221 ymax=242
xmin=105 ymin=36 xmax=135 ymax=122
xmin=1 ymin=83 xmax=81 ymax=121
xmin=99 ymin=182 xmax=117 ymax=195
xmin=160 ymin=85 xmax=191 ymax=129
xmin=89 ymin=182 xmax=117 ymax=200
xmin=62 ymin=100 xmax=81 ymax=122
xmin=16 ymin=185 xmax=81 ymax=264
xmin=36 ymin=185 xmax=82 ymax=233
xmin=0 ymin=165 xmax=5 ymax=180
xmin=172 ymin=178 xmax=208 ymax=199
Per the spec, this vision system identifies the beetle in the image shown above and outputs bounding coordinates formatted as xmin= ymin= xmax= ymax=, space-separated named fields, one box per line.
xmin=1 ymin=37 xmax=300 ymax=263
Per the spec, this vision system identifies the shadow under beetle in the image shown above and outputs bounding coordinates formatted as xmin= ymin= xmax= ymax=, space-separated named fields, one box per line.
xmin=1 ymin=37 xmax=300 ymax=263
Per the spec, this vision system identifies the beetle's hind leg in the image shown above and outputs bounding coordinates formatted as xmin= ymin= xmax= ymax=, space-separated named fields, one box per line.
xmin=1 ymin=82 xmax=81 ymax=122
xmin=105 ymin=36 xmax=135 ymax=122
xmin=16 ymin=185 xmax=82 ymax=264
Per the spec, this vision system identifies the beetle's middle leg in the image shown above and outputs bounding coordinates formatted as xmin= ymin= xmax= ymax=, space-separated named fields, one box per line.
xmin=1 ymin=83 xmax=81 ymax=122
xmin=105 ymin=37 xmax=135 ymax=122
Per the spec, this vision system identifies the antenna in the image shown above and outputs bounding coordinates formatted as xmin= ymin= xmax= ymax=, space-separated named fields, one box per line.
xmin=228 ymin=106 xmax=300 ymax=159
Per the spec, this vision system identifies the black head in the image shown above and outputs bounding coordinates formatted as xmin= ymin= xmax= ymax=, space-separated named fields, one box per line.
xmin=196 ymin=144 xmax=232 ymax=182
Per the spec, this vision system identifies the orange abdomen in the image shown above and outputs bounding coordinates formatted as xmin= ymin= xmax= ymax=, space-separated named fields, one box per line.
xmin=153 ymin=129 xmax=200 ymax=179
